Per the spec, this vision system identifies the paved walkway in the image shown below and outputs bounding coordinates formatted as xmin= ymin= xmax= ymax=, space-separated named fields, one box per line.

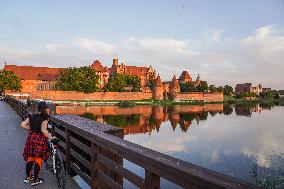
xmin=0 ymin=101 xmax=80 ymax=189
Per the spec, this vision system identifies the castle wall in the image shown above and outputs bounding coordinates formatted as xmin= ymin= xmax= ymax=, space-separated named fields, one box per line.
xmin=27 ymin=90 xmax=153 ymax=101
xmin=177 ymin=92 xmax=223 ymax=102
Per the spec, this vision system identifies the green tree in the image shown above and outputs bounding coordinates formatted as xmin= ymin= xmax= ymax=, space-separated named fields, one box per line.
xmin=126 ymin=75 xmax=141 ymax=92
xmin=196 ymin=81 xmax=209 ymax=92
xmin=259 ymin=90 xmax=280 ymax=99
xmin=223 ymin=85 xmax=234 ymax=95
xmin=218 ymin=86 xmax=224 ymax=93
xmin=103 ymin=74 xmax=141 ymax=92
xmin=56 ymin=66 xmax=99 ymax=93
xmin=0 ymin=70 xmax=21 ymax=93
xmin=209 ymin=85 xmax=219 ymax=92
xmin=147 ymin=72 xmax=156 ymax=90
xmin=180 ymin=82 xmax=196 ymax=92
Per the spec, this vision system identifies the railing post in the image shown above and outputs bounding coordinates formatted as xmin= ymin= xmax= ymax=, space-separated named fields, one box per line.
xmin=91 ymin=143 xmax=100 ymax=189
xmin=145 ymin=169 xmax=160 ymax=189
xmin=65 ymin=128 xmax=71 ymax=174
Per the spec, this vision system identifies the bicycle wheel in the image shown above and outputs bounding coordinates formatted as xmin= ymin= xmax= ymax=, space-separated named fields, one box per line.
xmin=55 ymin=151 xmax=66 ymax=189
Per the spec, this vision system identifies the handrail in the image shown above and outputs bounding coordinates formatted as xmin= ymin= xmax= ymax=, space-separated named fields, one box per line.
xmin=5 ymin=96 xmax=259 ymax=189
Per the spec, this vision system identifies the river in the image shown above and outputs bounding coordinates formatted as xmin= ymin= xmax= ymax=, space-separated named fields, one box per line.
xmin=56 ymin=103 xmax=284 ymax=189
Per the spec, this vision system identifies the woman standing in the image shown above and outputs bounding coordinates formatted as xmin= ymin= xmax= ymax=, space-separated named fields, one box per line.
xmin=21 ymin=101 xmax=54 ymax=186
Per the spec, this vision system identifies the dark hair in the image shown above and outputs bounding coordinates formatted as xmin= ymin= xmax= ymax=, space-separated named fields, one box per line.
xmin=26 ymin=99 xmax=32 ymax=107
xmin=37 ymin=101 xmax=49 ymax=119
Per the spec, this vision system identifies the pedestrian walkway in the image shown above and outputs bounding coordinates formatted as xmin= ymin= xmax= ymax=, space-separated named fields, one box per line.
xmin=0 ymin=101 xmax=80 ymax=189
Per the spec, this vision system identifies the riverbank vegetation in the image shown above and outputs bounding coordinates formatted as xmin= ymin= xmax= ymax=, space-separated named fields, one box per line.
xmin=0 ymin=70 xmax=21 ymax=93
xmin=56 ymin=66 xmax=99 ymax=93
xmin=103 ymin=74 xmax=141 ymax=92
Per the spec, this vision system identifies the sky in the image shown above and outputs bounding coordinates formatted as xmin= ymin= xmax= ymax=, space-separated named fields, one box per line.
xmin=0 ymin=0 xmax=284 ymax=89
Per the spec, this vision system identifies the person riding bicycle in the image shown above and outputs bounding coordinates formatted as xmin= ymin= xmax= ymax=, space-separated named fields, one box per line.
xmin=21 ymin=101 xmax=55 ymax=186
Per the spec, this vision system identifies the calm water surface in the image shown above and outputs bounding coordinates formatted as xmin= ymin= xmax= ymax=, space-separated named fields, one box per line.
xmin=57 ymin=104 xmax=284 ymax=188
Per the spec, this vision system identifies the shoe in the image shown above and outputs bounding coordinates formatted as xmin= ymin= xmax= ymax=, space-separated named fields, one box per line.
xmin=30 ymin=178 xmax=43 ymax=186
xmin=24 ymin=175 xmax=34 ymax=183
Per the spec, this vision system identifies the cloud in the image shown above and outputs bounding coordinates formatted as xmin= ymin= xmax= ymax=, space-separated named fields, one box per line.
xmin=202 ymin=29 xmax=224 ymax=42
xmin=0 ymin=25 xmax=284 ymax=88
xmin=73 ymin=37 xmax=115 ymax=55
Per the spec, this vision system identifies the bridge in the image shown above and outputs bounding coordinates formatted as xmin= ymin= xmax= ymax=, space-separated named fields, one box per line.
xmin=1 ymin=97 xmax=259 ymax=189
xmin=0 ymin=100 xmax=80 ymax=189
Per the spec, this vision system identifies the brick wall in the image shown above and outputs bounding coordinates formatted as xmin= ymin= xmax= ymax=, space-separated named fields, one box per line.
xmin=28 ymin=90 xmax=153 ymax=101
xmin=7 ymin=88 xmax=223 ymax=102
xmin=177 ymin=92 xmax=223 ymax=102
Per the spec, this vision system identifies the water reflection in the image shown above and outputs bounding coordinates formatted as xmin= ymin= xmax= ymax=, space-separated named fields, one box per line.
xmin=57 ymin=104 xmax=225 ymax=135
xmin=56 ymin=103 xmax=284 ymax=188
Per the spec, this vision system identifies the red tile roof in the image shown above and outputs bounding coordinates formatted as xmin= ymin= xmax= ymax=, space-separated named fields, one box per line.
xmin=179 ymin=71 xmax=192 ymax=81
xmin=3 ymin=65 xmax=63 ymax=81
xmin=125 ymin=66 xmax=147 ymax=76
xmin=91 ymin=60 xmax=104 ymax=72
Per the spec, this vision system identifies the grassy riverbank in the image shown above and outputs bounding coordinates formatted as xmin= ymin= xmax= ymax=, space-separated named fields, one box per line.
xmin=223 ymin=96 xmax=284 ymax=106
xmin=52 ymin=99 xmax=222 ymax=106
xmin=51 ymin=96 xmax=284 ymax=107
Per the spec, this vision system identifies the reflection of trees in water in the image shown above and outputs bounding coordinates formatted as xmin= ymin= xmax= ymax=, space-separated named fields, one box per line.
xmin=223 ymin=105 xmax=234 ymax=115
xmin=250 ymin=153 xmax=284 ymax=189
xmin=103 ymin=114 xmax=140 ymax=127
xmin=80 ymin=113 xmax=141 ymax=127
xmin=81 ymin=113 xmax=98 ymax=120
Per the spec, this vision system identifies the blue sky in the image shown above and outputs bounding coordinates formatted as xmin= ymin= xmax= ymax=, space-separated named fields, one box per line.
xmin=0 ymin=0 xmax=284 ymax=88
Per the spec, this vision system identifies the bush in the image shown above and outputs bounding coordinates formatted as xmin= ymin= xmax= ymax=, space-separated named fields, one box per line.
xmin=117 ymin=100 xmax=136 ymax=107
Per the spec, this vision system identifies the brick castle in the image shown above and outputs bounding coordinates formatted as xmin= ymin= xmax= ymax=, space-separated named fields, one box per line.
xmin=3 ymin=55 xmax=223 ymax=102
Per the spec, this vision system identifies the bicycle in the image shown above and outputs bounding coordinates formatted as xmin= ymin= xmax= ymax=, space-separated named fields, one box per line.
xmin=45 ymin=138 xmax=66 ymax=189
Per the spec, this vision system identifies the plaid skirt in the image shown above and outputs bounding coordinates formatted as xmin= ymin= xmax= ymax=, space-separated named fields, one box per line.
xmin=23 ymin=132 xmax=50 ymax=161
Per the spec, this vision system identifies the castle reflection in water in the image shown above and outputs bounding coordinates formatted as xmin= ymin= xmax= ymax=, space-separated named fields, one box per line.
xmin=56 ymin=103 xmax=272 ymax=135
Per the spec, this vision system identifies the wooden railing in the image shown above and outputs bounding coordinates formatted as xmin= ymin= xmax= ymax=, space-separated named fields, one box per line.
xmin=5 ymin=96 xmax=259 ymax=189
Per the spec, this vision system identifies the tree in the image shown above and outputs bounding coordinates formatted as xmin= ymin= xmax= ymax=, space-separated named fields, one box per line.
xmin=180 ymin=82 xmax=196 ymax=92
xmin=217 ymin=86 xmax=224 ymax=93
xmin=223 ymin=85 xmax=234 ymax=96
xmin=126 ymin=75 xmax=141 ymax=92
xmin=259 ymin=90 xmax=280 ymax=99
xmin=209 ymin=85 xmax=219 ymax=92
xmin=56 ymin=66 xmax=99 ymax=93
xmin=196 ymin=81 xmax=209 ymax=92
xmin=147 ymin=72 xmax=156 ymax=90
xmin=0 ymin=70 xmax=21 ymax=93
xmin=103 ymin=74 xmax=141 ymax=92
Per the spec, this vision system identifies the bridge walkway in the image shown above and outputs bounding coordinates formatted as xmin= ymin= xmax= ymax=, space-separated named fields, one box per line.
xmin=0 ymin=101 xmax=80 ymax=189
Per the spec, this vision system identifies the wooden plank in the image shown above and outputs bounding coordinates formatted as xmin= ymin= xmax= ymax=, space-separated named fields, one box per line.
xmin=70 ymin=136 xmax=91 ymax=155
xmin=89 ymin=133 xmax=258 ymax=189
xmin=70 ymin=148 xmax=91 ymax=169
xmin=91 ymin=143 xmax=100 ymax=189
xmin=71 ymin=162 xmax=91 ymax=186
xmin=145 ymin=169 xmax=160 ymax=189
xmin=59 ymin=140 xmax=66 ymax=151
xmin=97 ymin=170 xmax=123 ymax=189
xmin=54 ymin=127 xmax=65 ymax=139
xmin=97 ymin=154 xmax=145 ymax=188
xmin=65 ymin=128 xmax=72 ymax=174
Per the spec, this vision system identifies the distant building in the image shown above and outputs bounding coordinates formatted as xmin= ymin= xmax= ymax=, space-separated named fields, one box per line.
xmin=108 ymin=54 xmax=156 ymax=87
xmin=235 ymin=83 xmax=263 ymax=94
xmin=3 ymin=64 xmax=62 ymax=92
xmin=3 ymin=54 xmax=157 ymax=92
xmin=280 ymin=90 xmax=284 ymax=98
xmin=179 ymin=71 xmax=192 ymax=83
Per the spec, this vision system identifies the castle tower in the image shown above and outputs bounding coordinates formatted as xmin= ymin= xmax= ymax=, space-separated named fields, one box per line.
xmin=113 ymin=53 xmax=119 ymax=66
xmin=170 ymin=75 xmax=180 ymax=101
xmin=196 ymin=73 xmax=201 ymax=82
xmin=153 ymin=75 xmax=164 ymax=100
